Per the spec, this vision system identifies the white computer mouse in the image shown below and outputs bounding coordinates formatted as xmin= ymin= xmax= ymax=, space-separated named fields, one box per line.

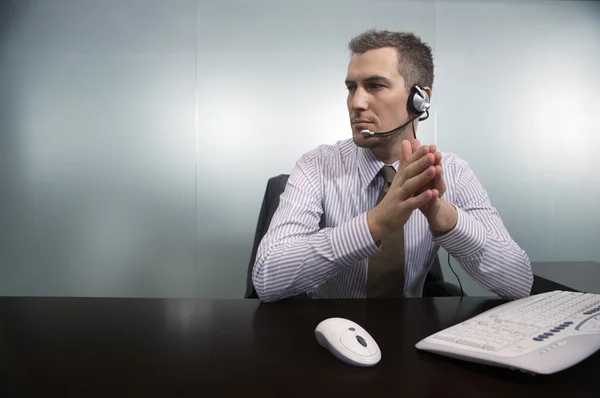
xmin=314 ymin=317 xmax=381 ymax=367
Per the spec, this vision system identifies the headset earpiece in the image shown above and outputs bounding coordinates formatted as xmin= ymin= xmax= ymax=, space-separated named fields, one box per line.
xmin=408 ymin=85 xmax=431 ymax=120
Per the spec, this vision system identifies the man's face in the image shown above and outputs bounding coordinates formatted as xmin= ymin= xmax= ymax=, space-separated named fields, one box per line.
xmin=345 ymin=47 xmax=409 ymax=149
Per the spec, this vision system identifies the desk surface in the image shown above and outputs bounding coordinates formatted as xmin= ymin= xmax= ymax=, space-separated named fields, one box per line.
xmin=0 ymin=296 xmax=598 ymax=397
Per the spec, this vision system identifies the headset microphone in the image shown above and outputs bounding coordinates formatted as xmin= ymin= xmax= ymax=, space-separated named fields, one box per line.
xmin=360 ymin=113 xmax=422 ymax=137
xmin=359 ymin=85 xmax=431 ymax=138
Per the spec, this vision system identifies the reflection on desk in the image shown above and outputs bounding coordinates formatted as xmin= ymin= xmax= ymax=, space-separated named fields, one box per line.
xmin=0 ymin=297 xmax=598 ymax=397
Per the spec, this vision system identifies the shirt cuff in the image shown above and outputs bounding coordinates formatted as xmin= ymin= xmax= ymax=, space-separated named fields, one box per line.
xmin=330 ymin=212 xmax=380 ymax=265
xmin=432 ymin=206 xmax=486 ymax=257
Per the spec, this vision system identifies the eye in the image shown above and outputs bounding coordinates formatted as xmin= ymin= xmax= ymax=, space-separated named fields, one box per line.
xmin=368 ymin=83 xmax=384 ymax=90
xmin=346 ymin=85 xmax=356 ymax=93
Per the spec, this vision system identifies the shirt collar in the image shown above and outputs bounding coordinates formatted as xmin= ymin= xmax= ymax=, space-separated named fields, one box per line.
xmin=356 ymin=146 xmax=400 ymax=189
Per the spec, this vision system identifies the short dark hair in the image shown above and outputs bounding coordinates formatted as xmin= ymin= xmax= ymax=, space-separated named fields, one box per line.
xmin=348 ymin=29 xmax=434 ymax=91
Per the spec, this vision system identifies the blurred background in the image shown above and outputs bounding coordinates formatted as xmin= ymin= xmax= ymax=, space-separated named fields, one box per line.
xmin=0 ymin=0 xmax=598 ymax=298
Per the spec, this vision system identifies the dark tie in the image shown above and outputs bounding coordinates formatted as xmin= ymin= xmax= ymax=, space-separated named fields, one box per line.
xmin=366 ymin=166 xmax=405 ymax=298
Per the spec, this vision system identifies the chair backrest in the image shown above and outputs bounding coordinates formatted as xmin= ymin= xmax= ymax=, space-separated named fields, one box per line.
xmin=245 ymin=174 xmax=291 ymax=298
xmin=245 ymin=174 xmax=444 ymax=298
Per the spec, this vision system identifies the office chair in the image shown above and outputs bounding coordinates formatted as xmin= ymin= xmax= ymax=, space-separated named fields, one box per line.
xmin=245 ymin=174 xmax=463 ymax=299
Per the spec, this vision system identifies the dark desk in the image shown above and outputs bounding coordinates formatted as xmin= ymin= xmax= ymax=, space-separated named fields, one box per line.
xmin=0 ymin=297 xmax=598 ymax=397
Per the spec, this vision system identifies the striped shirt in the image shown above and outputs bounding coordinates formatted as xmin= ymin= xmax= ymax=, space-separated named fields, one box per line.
xmin=253 ymin=138 xmax=533 ymax=302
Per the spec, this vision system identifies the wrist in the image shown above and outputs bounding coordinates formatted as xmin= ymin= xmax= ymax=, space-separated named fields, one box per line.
xmin=431 ymin=199 xmax=458 ymax=234
xmin=367 ymin=209 xmax=387 ymax=242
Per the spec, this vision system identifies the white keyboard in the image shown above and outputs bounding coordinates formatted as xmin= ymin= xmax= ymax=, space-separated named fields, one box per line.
xmin=415 ymin=290 xmax=600 ymax=374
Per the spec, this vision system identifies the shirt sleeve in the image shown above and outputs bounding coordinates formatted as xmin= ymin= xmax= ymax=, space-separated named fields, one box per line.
xmin=432 ymin=155 xmax=533 ymax=299
xmin=252 ymin=155 xmax=379 ymax=302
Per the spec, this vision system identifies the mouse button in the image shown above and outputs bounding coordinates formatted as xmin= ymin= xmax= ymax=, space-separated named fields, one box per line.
xmin=366 ymin=341 xmax=380 ymax=356
xmin=340 ymin=331 xmax=371 ymax=356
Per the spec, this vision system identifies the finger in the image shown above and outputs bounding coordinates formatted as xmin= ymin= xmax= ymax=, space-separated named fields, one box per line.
xmin=411 ymin=141 xmax=435 ymax=159
xmin=402 ymin=188 xmax=435 ymax=211
xmin=432 ymin=150 xmax=442 ymax=166
xmin=398 ymin=165 xmax=437 ymax=200
xmin=411 ymin=139 xmax=421 ymax=155
xmin=397 ymin=144 xmax=438 ymax=188
xmin=399 ymin=150 xmax=436 ymax=186
xmin=395 ymin=146 xmax=429 ymax=188
xmin=400 ymin=140 xmax=412 ymax=171
xmin=406 ymin=144 xmax=429 ymax=165
xmin=433 ymin=165 xmax=446 ymax=193
xmin=415 ymin=179 xmax=436 ymax=197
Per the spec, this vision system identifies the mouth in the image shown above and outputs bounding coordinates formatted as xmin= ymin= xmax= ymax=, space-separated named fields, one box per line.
xmin=352 ymin=120 xmax=373 ymax=128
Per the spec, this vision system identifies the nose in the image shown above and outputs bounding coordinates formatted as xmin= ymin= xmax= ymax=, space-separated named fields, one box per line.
xmin=349 ymin=87 xmax=368 ymax=112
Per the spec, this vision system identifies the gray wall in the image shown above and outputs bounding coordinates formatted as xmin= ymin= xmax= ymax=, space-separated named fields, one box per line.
xmin=0 ymin=0 xmax=598 ymax=298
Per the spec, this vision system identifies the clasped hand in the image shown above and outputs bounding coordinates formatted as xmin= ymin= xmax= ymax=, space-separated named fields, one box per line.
xmin=367 ymin=139 xmax=458 ymax=241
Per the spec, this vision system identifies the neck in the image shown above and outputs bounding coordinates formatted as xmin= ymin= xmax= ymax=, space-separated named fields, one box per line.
xmin=371 ymin=147 xmax=401 ymax=165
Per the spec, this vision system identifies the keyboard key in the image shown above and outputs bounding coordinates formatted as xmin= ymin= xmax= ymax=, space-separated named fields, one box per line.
xmin=484 ymin=343 xmax=503 ymax=351
xmin=457 ymin=338 xmax=485 ymax=348
xmin=494 ymin=338 xmax=511 ymax=345
xmin=434 ymin=334 xmax=457 ymax=343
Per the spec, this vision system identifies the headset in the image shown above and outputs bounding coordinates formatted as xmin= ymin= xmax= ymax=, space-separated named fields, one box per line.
xmin=360 ymin=85 xmax=431 ymax=139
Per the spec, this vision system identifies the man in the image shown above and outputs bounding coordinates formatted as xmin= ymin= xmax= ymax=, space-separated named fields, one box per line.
xmin=252 ymin=29 xmax=532 ymax=302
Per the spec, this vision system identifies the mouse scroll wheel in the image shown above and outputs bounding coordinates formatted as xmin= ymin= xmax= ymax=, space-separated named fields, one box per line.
xmin=356 ymin=335 xmax=368 ymax=347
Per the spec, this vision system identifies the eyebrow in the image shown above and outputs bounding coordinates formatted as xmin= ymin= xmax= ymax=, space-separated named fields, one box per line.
xmin=345 ymin=75 xmax=391 ymax=86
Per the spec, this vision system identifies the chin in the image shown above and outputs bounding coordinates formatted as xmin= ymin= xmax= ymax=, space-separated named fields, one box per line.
xmin=352 ymin=131 xmax=371 ymax=147
xmin=352 ymin=131 xmax=397 ymax=149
